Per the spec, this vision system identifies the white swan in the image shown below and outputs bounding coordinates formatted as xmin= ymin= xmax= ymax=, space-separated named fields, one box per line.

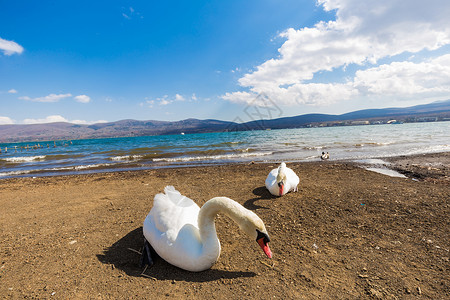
xmin=265 ymin=162 xmax=299 ymax=196
xmin=142 ymin=186 xmax=272 ymax=272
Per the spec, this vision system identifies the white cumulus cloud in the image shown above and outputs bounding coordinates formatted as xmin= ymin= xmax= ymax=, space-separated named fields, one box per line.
xmin=8 ymin=89 xmax=18 ymax=94
xmin=149 ymin=93 xmax=188 ymax=106
xmin=20 ymin=93 xmax=73 ymax=103
xmin=354 ymin=54 xmax=450 ymax=98
xmin=223 ymin=0 xmax=450 ymax=107
xmin=0 ymin=37 xmax=23 ymax=56
xmin=23 ymin=115 xmax=69 ymax=124
xmin=175 ymin=94 xmax=185 ymax=101
xmin=71 ymin=119 xmax=108 ymax=124
xmin=74 ymin=95 xmax=91 ymax=103
xmin=0 ymin=116 xmax=15 ymax=125
xmin=22 ymin=115 xmax=107 ymax=125
xmin=159 ymin=99 xmax=170 ymax=106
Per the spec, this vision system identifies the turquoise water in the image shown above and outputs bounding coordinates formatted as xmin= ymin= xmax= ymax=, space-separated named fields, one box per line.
xmin=0 ymin=121 xmax=449 ymax=179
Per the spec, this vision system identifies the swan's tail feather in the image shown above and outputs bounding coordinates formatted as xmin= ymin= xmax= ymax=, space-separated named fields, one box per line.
xmin=164 ymin=185 xmax=177 ymax=194
xmin=163 ymin=186 xmax=188 ymax=205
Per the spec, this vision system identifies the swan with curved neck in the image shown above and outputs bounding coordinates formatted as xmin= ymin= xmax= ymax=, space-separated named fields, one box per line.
xmin=142 ymin=186 xmax=272 ymax=272
xmin=265 ymin=162 xmax=300 ymax=196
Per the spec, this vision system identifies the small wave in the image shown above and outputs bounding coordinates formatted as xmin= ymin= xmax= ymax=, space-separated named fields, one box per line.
xmin=110 ymin=155 xmax=143 ymax=161
xmin=305 ymin=155 xmax=320 ymax=160
xmin=0 ymin=170 xmax=32 ymax=177
xmin=153 ymin=151 xmax=273 ymax=162
xmin=74 ymin=163 xmax=114 ymax=170
xmin=354 ymin=142 xmax=394 ymax=147
xmin=148 ymin=148 xmax=256 ymax=160
xmin=46 ymin=154 xmax=85 ymax=160
xmin=4 ymin=156 xmax=46 ymax=163
xmin=202 ymin=141 xmax=243 ymax=148
xmin=0 ymin=163 xmax=116 ymax=178
xmin=365 ymin=142 xmax=394 ymax=146
xmin=303 ymin=146 xmax=324 ymax=150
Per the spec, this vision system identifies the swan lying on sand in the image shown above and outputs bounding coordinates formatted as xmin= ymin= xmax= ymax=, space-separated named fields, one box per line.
xmin=265 ymin=162 xmax=299 ymax=196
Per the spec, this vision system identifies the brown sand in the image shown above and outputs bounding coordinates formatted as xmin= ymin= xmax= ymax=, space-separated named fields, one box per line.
xmin=0 ymin=153 xmax=449 ymax=299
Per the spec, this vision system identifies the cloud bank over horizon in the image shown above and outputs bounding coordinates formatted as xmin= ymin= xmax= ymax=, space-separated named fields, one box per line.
xmin=222 ymin=0 xmax=450 ymax=107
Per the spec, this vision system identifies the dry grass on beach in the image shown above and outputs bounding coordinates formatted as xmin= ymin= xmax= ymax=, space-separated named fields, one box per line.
xmin=0 ymin=153 xmax=449 ymax=299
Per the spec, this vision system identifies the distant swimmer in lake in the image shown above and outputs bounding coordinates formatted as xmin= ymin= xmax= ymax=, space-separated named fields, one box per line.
xmin=321 ymin=152 xmax=329 ymax=160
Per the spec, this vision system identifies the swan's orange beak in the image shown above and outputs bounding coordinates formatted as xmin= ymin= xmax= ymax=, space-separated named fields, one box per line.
xmin=257 ymin=237 xmax=272 ymax=258
xmin=278 ymin=183 xmax=284 ymax=196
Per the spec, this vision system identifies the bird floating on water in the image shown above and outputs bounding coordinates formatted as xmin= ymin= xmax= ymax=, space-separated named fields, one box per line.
xmin=321 ymin=152 xmax=330 ymax=160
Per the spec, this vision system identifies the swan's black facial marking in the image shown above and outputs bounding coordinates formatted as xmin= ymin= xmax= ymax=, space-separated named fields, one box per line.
xmin=256 ymin=229 xmax=270 ymax=244
xmin=256 ymin=229 xmax=272 ymax=258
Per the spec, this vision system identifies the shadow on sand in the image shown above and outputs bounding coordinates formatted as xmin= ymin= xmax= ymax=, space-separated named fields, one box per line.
xmin=243 ymin=186 xmax=277 ymax=210
xmin=96 ymin=227 xmax=256 ymax=282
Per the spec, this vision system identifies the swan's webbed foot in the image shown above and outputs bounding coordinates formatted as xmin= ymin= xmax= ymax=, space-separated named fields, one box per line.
xmin=294 ymin=185 xmax=298 ymax=192
xmin=140 ymin=239 xmax=155 ymax=268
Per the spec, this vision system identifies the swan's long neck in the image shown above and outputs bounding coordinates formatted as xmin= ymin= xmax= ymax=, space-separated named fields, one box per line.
xmin=277 ymin=166 xmax=287 ymax=183
xmin=197 ymin=197 xmax=251 ymax=254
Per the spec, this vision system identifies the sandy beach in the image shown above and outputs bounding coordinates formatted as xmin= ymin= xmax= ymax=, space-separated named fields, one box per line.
xmin=0 ymin=153 xmax=448 ymax=299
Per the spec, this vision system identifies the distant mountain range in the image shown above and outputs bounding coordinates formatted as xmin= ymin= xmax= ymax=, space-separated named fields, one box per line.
xmin=1 ymin=100 xmax=449 ymax=143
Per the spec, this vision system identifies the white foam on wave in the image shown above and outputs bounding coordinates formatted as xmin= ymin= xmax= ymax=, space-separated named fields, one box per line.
xmin=305 ymin=155 xmax=319 ymax=160
xmin=153 ymin=151 xmax=273 ymax=162
xmin=354 ymin=142 xmax=395 ymax=147
xmin=304 ymin=146 xmax=324 ymax=150
xmin=74 ymin=163 xmax=114 ymax=170
xmin=4 ymin=156 xmax=46 ymax=163
xmin=0 ymin=170 xmax=32 ymax=177
xmin=0 ymin=163 xmax=116 ymax=178
xmin=110 ymin=155 xmax=143 ymax=161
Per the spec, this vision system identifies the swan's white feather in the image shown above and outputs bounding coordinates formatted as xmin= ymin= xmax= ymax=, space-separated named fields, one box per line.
xmin=143 ymin=186 xmax=270 ymax=272
xmin=144 ymin=186 xmax=217 ymax=271
xmin=150 ymin=186 xmax=200 ymax=240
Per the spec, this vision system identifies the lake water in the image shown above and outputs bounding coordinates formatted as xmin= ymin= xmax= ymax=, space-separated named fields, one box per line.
xmin=0 ymin=121 xmax=449 ymax=179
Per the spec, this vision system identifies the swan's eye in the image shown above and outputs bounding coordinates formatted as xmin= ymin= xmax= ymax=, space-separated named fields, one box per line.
xmin=256 ymin=229 xmax=270 ymax=244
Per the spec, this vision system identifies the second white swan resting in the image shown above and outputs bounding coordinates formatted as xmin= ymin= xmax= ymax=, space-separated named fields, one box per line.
xmin=265 ymin=162 xmax=300 ymax=196
xmin=142 ymin=186 xmax=272 ymax=272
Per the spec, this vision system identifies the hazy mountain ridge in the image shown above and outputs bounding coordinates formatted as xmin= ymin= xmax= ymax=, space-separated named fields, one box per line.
xmin=1 ymin=100 xmax=449 ymax=143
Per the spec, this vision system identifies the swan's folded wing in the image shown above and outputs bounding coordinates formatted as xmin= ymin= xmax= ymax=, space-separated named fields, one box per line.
xmin=150 ymin=190 xmax=200 ymax=241
xmin=286 ymin=167 xmax=300 ymax=186
xmin=174 ymin=224 xmax=202 ymax=256
xmin=265 ymin=168 xmax=278 ymax=186
xmin=165 ymin=186 xmax=198 ymax=208
xmin=265 ymin=168 xmax=281 ymax=195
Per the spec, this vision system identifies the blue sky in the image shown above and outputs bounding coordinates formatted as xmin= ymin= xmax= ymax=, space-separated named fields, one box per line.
xmin=1 ymin=0 xmax=450 ymax=125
